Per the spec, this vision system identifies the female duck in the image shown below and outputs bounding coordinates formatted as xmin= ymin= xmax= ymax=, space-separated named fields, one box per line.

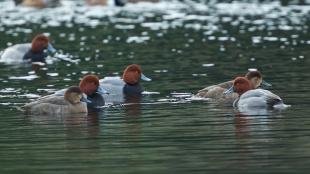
xmin=23 ymin=86 xmax=88 ymax=115
xmin=54 ymin=75 xmax=108 ymax=109
xmin=0 ymin=34 xmax=56 ymax=64
xmin=196 ymin=70 xmax=271 ymax=102
xmin=100 ymin=64 xmax=151 ymax=104
xmin=225 ymin=77 xmax=287 ymax=110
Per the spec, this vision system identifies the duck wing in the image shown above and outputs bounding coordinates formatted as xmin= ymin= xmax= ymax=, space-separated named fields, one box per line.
xmin=259 ymin=89 xmax=283 ymax=106
xmin=217 ymin=80 xmax=234 ymax=89
xmin=238 ymin=89 xmax=282 ymax=108
xmin=100 ymin=77 xmax=125 ymax=104
xmin=197 ymin=81 xmax=233 ymax=98
xmin=26 ymin=95 xmax=68 ymax=106
xmin=0 ymin=43 xmax=31 ymax=64
xmin=198 ymin=80 xmax=233 ymax=93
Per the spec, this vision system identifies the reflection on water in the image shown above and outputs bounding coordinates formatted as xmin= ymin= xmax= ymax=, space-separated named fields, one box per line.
xmin=0 ymin=0 xmax=310 ymax=173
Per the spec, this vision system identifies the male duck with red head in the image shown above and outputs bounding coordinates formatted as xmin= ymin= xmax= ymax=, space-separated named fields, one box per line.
xmin=79 ymin=75 xmax=108 ymax=109
xmin=53 ymin=75 xmax=108 ymax=110
xmin=225 ymin=77 xmax=288 ymax=111
xmin=122 ymin=64 xmax=152 ymax=94
xmin=195 ymin=70 xmax=272 ymax=102
xmin=85 ymin=0 xmax=130 ymax=7
xmin=100 ymin=64 xmax=152 ymax=104
xmin=80 ymin=75 xmax=103 ymax=96
xmin=0 ymin=34 xmax=56 ymax=64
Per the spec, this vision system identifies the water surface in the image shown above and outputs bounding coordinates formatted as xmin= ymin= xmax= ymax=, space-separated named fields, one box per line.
xmin=0 ymin=0 xmax=310 ymax=173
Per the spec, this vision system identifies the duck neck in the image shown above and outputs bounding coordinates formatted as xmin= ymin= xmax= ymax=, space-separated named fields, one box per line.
xmin=123 ymin=84 xmax=143 ymax=95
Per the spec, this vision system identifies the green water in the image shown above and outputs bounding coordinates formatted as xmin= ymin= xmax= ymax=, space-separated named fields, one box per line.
xmin=0 ymin=1 xmax=310 ymax=173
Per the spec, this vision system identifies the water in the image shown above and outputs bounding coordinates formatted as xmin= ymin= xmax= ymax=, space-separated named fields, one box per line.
xmin=0 ymin=0 xmax=310 ymax=173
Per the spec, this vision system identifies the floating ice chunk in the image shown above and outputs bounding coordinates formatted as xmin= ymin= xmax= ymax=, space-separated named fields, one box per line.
xmin=142 ymin=91 xmax=160 ymax=95
xmin=19 ymin=94 xmax=41 ymax=98
xmin=252 ymin=36 xmax=262 ymax=44
xmin=47 ymin=73 xmax=59 ymax=77
xmin=115 ymin=24 xmax=135 ymax=30
xmin=9 ymin=75 xmax=38 ymax=80
xmin=126 ymin=36 xmax=150 ymax=43
xmin=248 ymin=68 xmax=258 ymax=71
xmin=202 ymin=63 xmax=215 ymax=67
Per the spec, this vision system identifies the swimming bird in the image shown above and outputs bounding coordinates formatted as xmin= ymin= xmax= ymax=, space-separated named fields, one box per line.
xmin=85 ymin=0 xmax=159 ymax=6
xmin=100 ymin=64 xmax=151 ymax=104
xmin=14 ymin=0 xmax=60 ymax=8
xmin=195 ymin=70 xmax=271 ymax=103
xmin=85 ymin=0 xmax=126 ymax=6
xmin=53 ymin=75 xmax=108 ymax=110
xmin=23 ymin=86 xmax=88 ymax=115
xmin=79 ymin=75 xmax=108 ymax=109
xmin=225 ymin=77 xmax=287 ymax=110
xmin=0 ymin=34 xmax=56 ymax=64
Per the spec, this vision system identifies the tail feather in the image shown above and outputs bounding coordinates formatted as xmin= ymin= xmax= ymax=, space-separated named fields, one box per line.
xmin=267 ymin=98 xmax=283 ymax=108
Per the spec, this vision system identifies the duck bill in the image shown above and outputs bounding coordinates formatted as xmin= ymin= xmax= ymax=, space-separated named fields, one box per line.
xmin=261 ymin=80 xmax=272 ymax=88
xmin=141 ymin=73 xmax=152 ymax=81
xmin=96 ymin=86 xmax=109 ymax=95
xmin=47 ymin=43 xmax=56 ymax=53
xmin=224 ymin=86 xmax=234 ymax=94
xmin=81 ymin=96 xmax=92 ymax=103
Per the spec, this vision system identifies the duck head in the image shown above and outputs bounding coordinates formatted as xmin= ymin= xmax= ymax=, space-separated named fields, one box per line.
xmin=225 ymin=77 xmax=253 ymax=96
xmin=64 ymin=86 xmax=84 ymax=104
xmin=31 ymin=34 xmax=56 ymax=53
xmin=122 ymin=64 xmax=152 ymax=85
xmin=79 ymin=75 xmax=107 ymax=96
xmin=245 ymin=70 xmax=271 ymax=88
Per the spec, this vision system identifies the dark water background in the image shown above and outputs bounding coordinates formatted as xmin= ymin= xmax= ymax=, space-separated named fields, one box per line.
xmin=0 ymin=0 xmax=310 ymax=173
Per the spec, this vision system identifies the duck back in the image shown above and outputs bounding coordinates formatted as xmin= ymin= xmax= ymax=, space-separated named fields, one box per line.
xmin=196 ymin=81 xmax=236 ymax=99
xmin=236 ymin=89 xmax=283 ymax=109
xmin=100 ymin=77 xmax=125 ymax=104
xmin=197 ymin=84 xmax=238 ymax=104
xmin=0 ymin=43 xmax=31 ymax=64
xmin=24 ymin=95 xmax=87 ymax=115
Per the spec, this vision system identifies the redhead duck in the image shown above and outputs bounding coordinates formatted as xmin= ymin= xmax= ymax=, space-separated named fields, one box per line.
xmin=225 ymin=77 xmax=287 ymax=110
xmin=196 ymin=70 xmax=271 ymax=102
xmin=85 ymin=0 xmax=126 ymax=6
xmin=79 ymin=75 xmax=108 ymax=109
xmin=0 ymin=34 xmax=56 ymax=64
xmin=23 ymin=86 xmax=88 ymax=115
xmin=127 ymin=0 xmax=159 ymax=3
xmin=54 ymin=75 xmax=108 ymax=110
xmin=14 ymin=0 xmax=60 ymax=8
xmin=100 ymin=64 xmax=151 ymax=104
xmin=86 ymin=0 xmax=108 ymax=6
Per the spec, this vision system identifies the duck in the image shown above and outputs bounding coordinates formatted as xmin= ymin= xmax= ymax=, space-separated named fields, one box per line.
xmin=99 ymin=64 xmax=151 ymax=104
xmin=23 ymin=86 xmax=88 ymax=115
xmin=79 ymin=75 xmax=108 ymax=109
xmin=127 ymin=0 xmax=159 ymax=3
xmin=0 ymin=34 xmax=56 ymax=64
xmin=224 ymin=77 xmax=287 ymax=111
xmin=14 ymin=0 xmax=60 ymax=8
xmin=195 ymin=70 xmax=271 ymax=103
xmin=54 ymin=75 xmax=108 ymax=110
xmin=85 ymin=0 xmax=126 ymax=6
xmin=85 ymin=0 xmax=158 ymax=6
